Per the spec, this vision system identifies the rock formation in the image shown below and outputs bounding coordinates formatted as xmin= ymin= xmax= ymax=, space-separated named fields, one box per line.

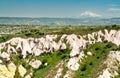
xmin=0 ymin=29 xmax=120 ymax=78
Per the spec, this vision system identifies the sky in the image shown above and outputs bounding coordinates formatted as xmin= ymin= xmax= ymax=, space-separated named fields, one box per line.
xmin=0 ymin=0 xmax=120 ymax=18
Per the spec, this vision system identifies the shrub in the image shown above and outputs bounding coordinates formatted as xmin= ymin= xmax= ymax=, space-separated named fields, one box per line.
xmin=21 ymin=61 xmax=26 ymax=67
xmin=16 ymin=53 xmax=23 ymax=60
xmin=96 ymin=56 xmax=100 ymax=59
xmin=80 ymin=64 xmax=87 ymax=71
xmin=42 ymin=59 xmax=47 ymax=64
xmin=0 ymin=34 xmax=12 ymax=42
xmin=25 ymin=32 xmax=32 ymax=37
xmin=57 ymin=51 xmax=62 ymax=56
xmin=83 ymin=49 xmax=88 ymax=55
xmin=95 ymin=47 xmax=99 ymax=51
xmin=90 ymin=28 xmax=93 ymax=30
xmin=61 ymin=54 xmax=68 ymax=59
xmin=89 ymin=62 xmax=93 ymax=66
xmin=25 ymin=64 xmax=31 ymax=70
xmin=1 ymin=48 xmax=7 ymax=53
xmin=39 ymin=64 xmax=46 ymax=69
xmin=106 ymin=43 xmax=112 ymax=48
xmin=103 ymin=40 xmax=108 ymax=43
xmin=80 ymin=73 xmax=84 ymax=76
xmin=112 ymin=24 xmax=117 ymax=28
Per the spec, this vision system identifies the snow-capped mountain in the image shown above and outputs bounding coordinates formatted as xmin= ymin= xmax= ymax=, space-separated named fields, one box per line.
xmin=80 ymin=11 xmax=102 ymax=17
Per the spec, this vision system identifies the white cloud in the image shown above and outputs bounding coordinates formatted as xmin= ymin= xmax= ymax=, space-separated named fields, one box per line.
xmin=109 ymin=8 xmax=120 ymax=11
xmin=80 ymin=11 xmax=102 ymax=17
xmin=109 ymin=4 xmax=119 ymax=7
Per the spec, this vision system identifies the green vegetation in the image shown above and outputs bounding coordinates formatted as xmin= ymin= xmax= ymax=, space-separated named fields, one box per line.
xmin=8 ymin=48 xmax=70 ymax=78
xmin=0 ymin=48 xmax=7 ymax=53
xmin=20 ymin=29 xmax=44 ymax=37
xmin=0 ymin=34 xmax=13 ymax=42
xmin=75 ymin=42 xmax=118 ymax=78
xmin=0 ymin=25 xmax=120 ymax=43
xmin=113 ymin=66 xmax=120 ymax=78
xmin=33 ymin=48 xmax=70 ymax=78
xmin=14 ymin=68 xmax=22 ymax=78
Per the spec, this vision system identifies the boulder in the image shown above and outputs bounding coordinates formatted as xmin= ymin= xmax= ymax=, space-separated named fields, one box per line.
xmin=18 ymin=65 xmax=27 ymax=77
xmin=0 ymin=52 xmax=10 ymax=60
xmin=67 ymin=57 xmax=79 ymax=71
xmin=29 ymin=59 xmax=42 ymax=69
xmin=7 ymin=62 xmax=16 ymax=76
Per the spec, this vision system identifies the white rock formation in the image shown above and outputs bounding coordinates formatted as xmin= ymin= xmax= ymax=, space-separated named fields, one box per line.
xmin=63 ymin=71 xmax=71 ymax=78
xmin=67 ymin=57 xmax=80 ymax=71
xmin=0 ymin=60 xmax=2 ymax=63
xmin=98 ymin=51 xmax=120 ymax=78
xmin=87 ymin=51 xmax=92 ymax=56
xmin=29 ymin=59 xmax=42 ymax=69
xmin=0 ymin=63 xmax=16 ymax=78
xmin=25 ymin=74 xmax=31 ymax=78
xmin=7 ymin=44 xmax=17 ymax=54
xmin=18 ymin=65 xmax=27 ymax=77
xmin=0 ymin=29 xmax=120 ymax=78
xmin=44 ymin=63 xmax=48 ymax=66
xmin=98 ymin=69 xmax=111 ymax=78
xmin=7 ymin=62 xmax=16 ymax=76
xmin=54 ymin=68 xmax=63 ymax=78
xmin=0 ymin=52 xmax=10 ymax=60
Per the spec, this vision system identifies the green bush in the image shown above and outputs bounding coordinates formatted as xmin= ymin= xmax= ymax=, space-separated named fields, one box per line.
xmin=103 ymin=40 xmax=108 ymax=43
xmin=20 ymin=29 xmax=44 ymax=37
xmin=16 ymin=53 xmax=23 ymax=60
xmin=106 ymin=43 xmax=112 ymax=48
xmin=39 ymin=64 xmax=46 ymax=69
xmin=25 ymin=32 xmax=32 ymax=37
xmin=25 ymin=64 xmax=31 ymax=70
xmin=80 ymin=64 xmax=87 ymax=71
xmin=89 ymin=62 xmax=93 ymax=66
xmin=0 ymin=34 xmax=12 ymax=42
xmin=1 ymin=48 xmax=7 ymax=53
xmin=95 ymin=47 xmax=99 ymax=51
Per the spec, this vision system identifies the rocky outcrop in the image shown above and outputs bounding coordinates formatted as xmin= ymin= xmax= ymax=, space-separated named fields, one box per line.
xmin=18 ymin=65 xmax=27 ymax=77
xmin=0 ymin=62 xmax=16 ymax=78
xmin=29 ymin=59 xmax=42 ymax=69
xmin=0 ymin=29 xmax=120 ymax=78
xmin=54 ymin=68 xmax=63 ymax=78
xmin=98 ymin=51 xmax=120 ymax=78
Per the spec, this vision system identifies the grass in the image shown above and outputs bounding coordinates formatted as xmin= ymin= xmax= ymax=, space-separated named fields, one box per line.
xmin=0 ymin=34 xmax=13 ymax=42
xmin=75 ymin=42 xmax=118 ymax=78
xmin=0 ymin=48 xmax=7 ymax=53
xmin=32 ymin=48 xmax=70 ymax=78
xmin=9 ymin=48 xmax=70 ymax=78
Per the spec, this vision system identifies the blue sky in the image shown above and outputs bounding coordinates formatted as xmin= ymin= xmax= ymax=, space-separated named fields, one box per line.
xmin=0 ymin=0 xmax=120 ymax=18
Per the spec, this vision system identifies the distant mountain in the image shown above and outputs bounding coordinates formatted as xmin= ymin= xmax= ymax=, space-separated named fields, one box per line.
xmin=80 ymin=11 xmax=102 ymax=18
xmin=111 ymin=17 xmax=120 ymax=19
xmin=0 ymin=17 xmax=120 ymax=26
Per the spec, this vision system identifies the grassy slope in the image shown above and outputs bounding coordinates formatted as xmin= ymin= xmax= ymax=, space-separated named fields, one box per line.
xmin=75 ymin=42 xmax=118 ymax=78
xmin=33 ymin=48 xmax=70 ymax=78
